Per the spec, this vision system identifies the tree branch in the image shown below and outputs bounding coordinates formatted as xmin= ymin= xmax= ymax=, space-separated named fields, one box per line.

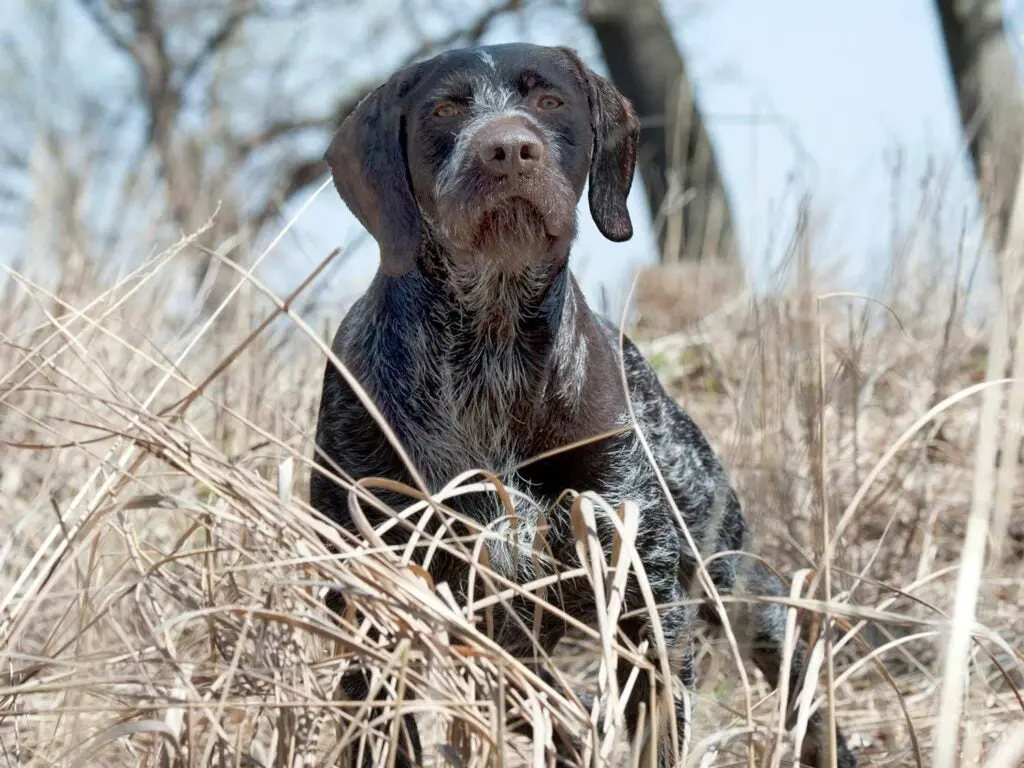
xmin=78 ymin=0 xmax=136 ymax=55
xmin=237 ymin=113 xmax=355 ymax=155
xmin=253 ymin=0 xmax=322 ymax=19
xmin=77 ymin=0 xmax=178 ymax=148
xmin=181 ymin=0 xmax=256 ymax=88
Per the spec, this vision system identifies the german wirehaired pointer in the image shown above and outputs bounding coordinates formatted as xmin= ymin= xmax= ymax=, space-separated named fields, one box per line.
xmin=311 ymin=42 xmax=858 ymax=768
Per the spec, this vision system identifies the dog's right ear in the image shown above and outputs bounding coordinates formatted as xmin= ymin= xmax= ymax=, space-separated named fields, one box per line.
xmin=324 ymin=73 xmax=421 ymax=277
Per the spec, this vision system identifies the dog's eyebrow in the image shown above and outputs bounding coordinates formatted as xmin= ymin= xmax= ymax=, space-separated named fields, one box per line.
xmin=430 ymin=74 xmax=477 ymax=101
xmin=516 ymin=70 xmax=558 ymax=93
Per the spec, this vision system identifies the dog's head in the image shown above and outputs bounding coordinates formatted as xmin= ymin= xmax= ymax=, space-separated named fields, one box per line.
xmin=325 ymin=43 xmax=640 ymax=277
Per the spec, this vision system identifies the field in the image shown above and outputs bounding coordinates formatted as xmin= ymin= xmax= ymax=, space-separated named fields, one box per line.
xmin=1 ymin=196 xmax=1022 ymax=767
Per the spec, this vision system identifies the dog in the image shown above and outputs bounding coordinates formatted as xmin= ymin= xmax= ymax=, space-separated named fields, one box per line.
xmin=310 ymin=42 xmax=858 ymax=768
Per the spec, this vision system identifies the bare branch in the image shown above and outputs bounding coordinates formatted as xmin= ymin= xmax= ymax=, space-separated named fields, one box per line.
xmin=181 ymin=0 xmax=257 ymax=88
xmin=128 ymin=0 xmax=173 ymax=101
xmin=76 ymin=0 xmax=178 ymax=149
xmin=77 ymin=0 xmax=136 ymax=55
xmin=396 ymin=0 xmax=523 ymax=65
xmin=237 ymin=113 xmax=351 ymax=155
xmin=253 ymin=0 xmax=323 ymax=19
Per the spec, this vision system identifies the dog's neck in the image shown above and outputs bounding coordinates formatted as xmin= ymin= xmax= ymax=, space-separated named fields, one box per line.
xmin=412 ymin=228 xmax=575 ymax=335
xmin=443 ymin=255 xmax=567 ymax=338
xmin=360 ymin=240 xmax=591 ymax=474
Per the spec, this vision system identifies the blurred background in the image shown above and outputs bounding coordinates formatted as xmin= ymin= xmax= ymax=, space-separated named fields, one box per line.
xmin=1 ymin=0 xmax=1020 ymax=324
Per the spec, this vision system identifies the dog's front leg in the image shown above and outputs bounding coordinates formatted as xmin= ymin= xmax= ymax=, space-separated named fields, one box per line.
xmin=325 ymin=590 xmax=424 ymax=768
xmin=616 ymin=587 xmax=696 ymax=768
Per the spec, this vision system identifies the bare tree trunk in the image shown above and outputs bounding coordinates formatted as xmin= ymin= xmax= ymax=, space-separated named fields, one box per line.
xmin=583 ymin=0 xmax=738 ymax=265
xmin=934 ymin=0 xmax=1024 ymax=251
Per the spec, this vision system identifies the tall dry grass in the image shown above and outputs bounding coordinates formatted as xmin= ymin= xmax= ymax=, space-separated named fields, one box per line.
xmin=1 ymin=171 xmax=1023 ymax=768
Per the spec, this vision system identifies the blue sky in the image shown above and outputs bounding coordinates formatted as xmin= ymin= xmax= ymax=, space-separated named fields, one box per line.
xmin=2 ymin=0 xmax=1012 ymax=319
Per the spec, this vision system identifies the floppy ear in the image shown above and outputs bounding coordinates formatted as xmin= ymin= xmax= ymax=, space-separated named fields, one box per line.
xmin=324 ymin=73 xmax=421 ymax=277
xmin=559 ymin=47 xmax=640 ymax=242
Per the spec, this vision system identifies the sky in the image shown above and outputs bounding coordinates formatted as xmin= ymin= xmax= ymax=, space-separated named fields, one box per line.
xmin=2 ymin=0 xmax=1016 ymax=320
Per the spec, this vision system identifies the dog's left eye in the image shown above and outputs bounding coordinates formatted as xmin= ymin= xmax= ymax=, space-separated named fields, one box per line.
xmin=434 ymin=102 xmax=461 ymax=118
xmin=536 ymin=95 xmax=563 ymax=110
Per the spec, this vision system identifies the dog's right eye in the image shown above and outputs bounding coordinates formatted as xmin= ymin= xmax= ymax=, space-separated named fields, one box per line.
xmin=433 ymin=102 xmax=461 ymax=118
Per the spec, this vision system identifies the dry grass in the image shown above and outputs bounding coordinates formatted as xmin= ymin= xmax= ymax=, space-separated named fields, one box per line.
xmin=1 ymin=184 xmax=1023 ymax=768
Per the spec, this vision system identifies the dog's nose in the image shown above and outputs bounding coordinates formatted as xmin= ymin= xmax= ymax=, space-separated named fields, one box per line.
xmin=477 ymin=123 xmax=545 ymax=176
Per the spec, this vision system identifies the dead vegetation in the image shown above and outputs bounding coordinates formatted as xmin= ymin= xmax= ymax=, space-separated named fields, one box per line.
xmin=1 ymin=178 xmax=1023 ymax=768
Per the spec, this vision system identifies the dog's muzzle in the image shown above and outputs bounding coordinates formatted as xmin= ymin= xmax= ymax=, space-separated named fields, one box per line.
xmin=433 ymin=113 xmax=577 ymax=257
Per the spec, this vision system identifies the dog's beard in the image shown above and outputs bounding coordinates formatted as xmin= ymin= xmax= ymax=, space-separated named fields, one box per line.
xmin=472 ymin=198 xmax=550 ymax=262
xmin=435 ymin=174 xmax=577 ymax=273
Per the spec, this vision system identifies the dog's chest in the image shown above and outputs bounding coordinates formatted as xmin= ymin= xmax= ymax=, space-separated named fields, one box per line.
xmin=356 ymin=270 xmax=589 ymax=491
xmin=413 ymin=333 xmax=547 ymax=483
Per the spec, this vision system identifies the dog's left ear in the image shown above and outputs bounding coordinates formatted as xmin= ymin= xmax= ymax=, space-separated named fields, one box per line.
xmin=559 ymin=47 xmax=640 ymax=242
xmin=324 ymin=70 xmax=421 ymax=277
